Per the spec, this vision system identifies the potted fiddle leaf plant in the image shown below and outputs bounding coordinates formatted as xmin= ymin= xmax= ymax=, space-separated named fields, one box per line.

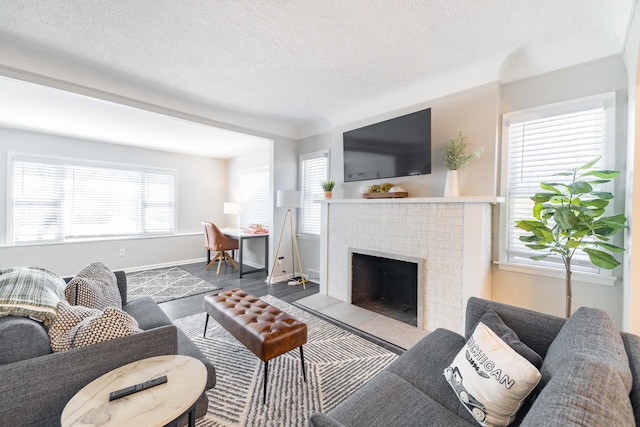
xmin=515 ymin=157 xmax=627 ymax=317
xmin=321 ymin=180 xmax=336 ymax=199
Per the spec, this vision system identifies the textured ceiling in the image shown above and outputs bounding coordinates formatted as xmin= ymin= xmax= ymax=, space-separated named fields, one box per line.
xmin=0 ymin=0 xmax=636 ymax=154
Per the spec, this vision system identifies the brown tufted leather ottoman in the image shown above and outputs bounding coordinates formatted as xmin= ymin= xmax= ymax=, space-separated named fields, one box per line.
xmin=203 ymin=289 xmax=307 ymax=403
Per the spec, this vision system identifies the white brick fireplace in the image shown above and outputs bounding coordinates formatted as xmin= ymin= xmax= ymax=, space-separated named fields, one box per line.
xmin=318 ymin=197 xmax=501 ymax=333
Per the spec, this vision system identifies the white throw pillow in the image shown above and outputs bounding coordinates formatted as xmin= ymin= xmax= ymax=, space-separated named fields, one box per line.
xmin=444 ymin=322 xmax=542 ymax=426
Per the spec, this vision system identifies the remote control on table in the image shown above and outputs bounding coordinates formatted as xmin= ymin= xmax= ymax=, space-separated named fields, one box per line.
xmin=109 ymin=375 xmax=168 ymax=401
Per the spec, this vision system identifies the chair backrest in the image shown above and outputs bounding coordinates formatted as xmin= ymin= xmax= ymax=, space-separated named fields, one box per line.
xmin=202 ymin=222 xmax=238 ymax=251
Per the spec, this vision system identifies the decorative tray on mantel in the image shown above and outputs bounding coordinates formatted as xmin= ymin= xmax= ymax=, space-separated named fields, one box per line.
xmin=361 ymin=192 xmax=408 ymax=199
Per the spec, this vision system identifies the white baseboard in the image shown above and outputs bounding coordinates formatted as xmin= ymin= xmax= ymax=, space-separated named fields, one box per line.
xmin=122 ymin=258 xmax=205 ymax=273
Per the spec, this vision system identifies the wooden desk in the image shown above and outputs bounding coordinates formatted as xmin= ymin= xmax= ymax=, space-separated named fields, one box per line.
xmin=61 ymin=355 xmax=206 ymax=427
xmin=220 ymin=227 xmax=269 ymax=278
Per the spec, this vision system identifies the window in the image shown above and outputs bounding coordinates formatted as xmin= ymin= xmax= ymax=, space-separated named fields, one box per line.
xmin=299 ymin=151 xmax=329 ymax=236
xmin=239 ymin=167 xmax=270 ymax=228
xmin=10 ymin=154 xmax=176 ymax=244
xmin=500 ymin=94 xmax=615 ymax=274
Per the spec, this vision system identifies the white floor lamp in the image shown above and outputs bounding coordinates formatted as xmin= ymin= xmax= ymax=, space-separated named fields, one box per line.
xmin=268 ymin=190 xmax=308 ymax=288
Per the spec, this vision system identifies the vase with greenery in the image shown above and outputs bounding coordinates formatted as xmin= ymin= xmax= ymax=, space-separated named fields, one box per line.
xmin=515 ymin=157 xmax=627 ymax=317
xmin=321 ymin=180 xmax=335 ymax=199
xmin=442 ymin=131 xmax=483 ymax=196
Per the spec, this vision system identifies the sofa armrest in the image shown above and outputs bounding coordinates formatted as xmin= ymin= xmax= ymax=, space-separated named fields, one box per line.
xmin=0 ymin=325 xmax=178 ymax=427
xmin=308 ymin=412 xmax=347 ymax=427
xmin=114 ymin=270 xmax=127 ymax=305
xmin=465 ymin=297 xmax=566 ymax=358
xmin=623 ymin=332 xmax=640 ymax=426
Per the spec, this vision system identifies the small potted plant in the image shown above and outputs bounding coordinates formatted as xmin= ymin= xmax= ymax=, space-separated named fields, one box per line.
xmin=442 ymin=131 xmax=483 ymax=196
xmin=321 ymin=180 xmax=336 ymax=199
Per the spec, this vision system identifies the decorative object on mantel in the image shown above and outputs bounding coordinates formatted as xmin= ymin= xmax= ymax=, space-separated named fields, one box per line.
xmin=442 ymin=131 xmax=483 ymax=197
xmin=321 ymin=180 xmax=335 ymax=199
xmin=361 ymin=183 xmax=408 ymax=199
xmin=515 ymin=157 xmax=627 ymax=317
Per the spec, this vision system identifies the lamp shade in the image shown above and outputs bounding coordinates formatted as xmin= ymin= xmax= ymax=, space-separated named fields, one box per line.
xmin=277 ymin=190 xmax=302 ymax=208
xmin=223 ymin=202 xmax=239 ymax=215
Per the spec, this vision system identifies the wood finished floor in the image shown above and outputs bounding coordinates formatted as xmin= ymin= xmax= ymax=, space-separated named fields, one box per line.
xmin=158 ymin=262 xmax=319 ymax=321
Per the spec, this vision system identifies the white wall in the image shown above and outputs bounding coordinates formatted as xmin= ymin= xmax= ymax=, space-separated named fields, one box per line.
xmin=493 ymin=56 xmax=628 ymax=326
xmin=226 ymin=145 xmax=271 ymax=268
xmin=330 ymin=83 xmax=500 ymax=199
xmin=0 ymin=127 xmax=226 ymax=276
xmin=298 ymin=83 xmax=501 ymax=276
xmin=298 ymin=57 xmax=630 ymax=327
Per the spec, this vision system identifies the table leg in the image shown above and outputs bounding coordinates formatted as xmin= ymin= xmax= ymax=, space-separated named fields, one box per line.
xmin=263 ymin=360 xmax=268 ymax=404
xmin=264 ymin=235 xmax=269 ymax=279
xmin=239 ymin=237 xmax=244 ymax=278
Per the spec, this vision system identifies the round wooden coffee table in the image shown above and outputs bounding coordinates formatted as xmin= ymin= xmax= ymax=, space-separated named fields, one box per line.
xmin=61 ymin=355 xmax=207 ymax=427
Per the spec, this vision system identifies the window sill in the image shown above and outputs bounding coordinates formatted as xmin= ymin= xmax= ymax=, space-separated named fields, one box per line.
xmin=297 ymin=233 xmax=320 ymax=242
xmin=0 ymin=232 xmax=200 ymax=248
xmin=494 ymin=261 xmax=617 ymax=286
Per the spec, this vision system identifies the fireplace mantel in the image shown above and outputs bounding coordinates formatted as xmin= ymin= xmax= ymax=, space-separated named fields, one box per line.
xmin=320 ymin=196 xmax=504 ymax=205
xmin=318 ymin=196 xmax=503 ymax=333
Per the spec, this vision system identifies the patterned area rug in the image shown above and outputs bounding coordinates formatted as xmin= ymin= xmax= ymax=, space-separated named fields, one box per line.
xmin=174 ymin=295 xmax=398 ymax=427
xmin=127 ymin=266 xmax=221 ymax=303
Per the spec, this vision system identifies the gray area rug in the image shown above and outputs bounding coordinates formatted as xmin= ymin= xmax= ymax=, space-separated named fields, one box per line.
xmin=127 ymin=266 xmax=221 ymax=304
xmin=174 ymin=295 xmax=398 ymax=427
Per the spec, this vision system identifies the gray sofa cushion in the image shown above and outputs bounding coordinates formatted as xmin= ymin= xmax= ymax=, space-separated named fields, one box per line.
xmin=123 ymin=296 xmax=173 ymax=330
xmin=386 ymin=328 xmax=478 ymax=424
xmin=523 ymin=306 xmax=635 ymax=426
xmin=541 ymin=307 xmax=632 ymax=390
xmin=328 ymin=370 xmax=476 ymax=427
xmin=522 ymin=360 xmax=635 ymax=426
xmin=623 ymin=333 xmax=640 ymax=426
xmin=0 ymin=316 xmax=51 ymax=364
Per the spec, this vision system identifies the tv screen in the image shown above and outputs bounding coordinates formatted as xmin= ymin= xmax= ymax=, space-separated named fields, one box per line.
xmin=343 ymin=108 xmax=431 ymax=183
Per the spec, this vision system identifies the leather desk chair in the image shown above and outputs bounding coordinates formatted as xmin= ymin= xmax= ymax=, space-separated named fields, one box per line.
xmin=202 ymin=222 xmax=240 ymax=274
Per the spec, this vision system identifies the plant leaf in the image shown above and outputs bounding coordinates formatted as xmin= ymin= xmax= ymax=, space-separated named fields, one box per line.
xmin=581 ymin=170 xmax=621 ymax=179
xmin=531 ymin=193 xmax=554 ymax=203
xmin=583 ymin=248 xmax=620 ymax=269
xmin=593 ymin=242 xmax=625 ymax=252
xmin=554 ymin=207 xmax=578 ymax=230
xmin=531 ymin=254 xmax=550 ymax=261
xmin=591 ymin=191 xmax=614 ymax=200
xmin=578 ymin=157 xmax=601 ymax=171
xmin=540 ymin=182 xmax=562 ymax=194
xmin=568 ymin=181 xmax=592 ymax=194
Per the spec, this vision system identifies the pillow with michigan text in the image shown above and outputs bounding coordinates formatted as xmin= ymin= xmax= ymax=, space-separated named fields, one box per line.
xmin=444 ymin=322 xmax=541 ymax=426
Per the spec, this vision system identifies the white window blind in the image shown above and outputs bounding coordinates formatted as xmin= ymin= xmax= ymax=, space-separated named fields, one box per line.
xmin=11 ymin=155 xmax=175 ymax=244
xmin=299 ymin=151 xmax=328 ymax=235
xmin=239 ymin=167 xmax=270 ymax=228
xmin=503 ymin=95 xmax=613 ymax=273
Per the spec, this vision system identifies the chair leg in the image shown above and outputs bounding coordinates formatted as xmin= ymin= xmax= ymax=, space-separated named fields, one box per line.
xmin=205 ymin=252 xmax=223 ymax=270
xmin=263 ymin=360 xmax=268 ymax=404
xmin=216 ymin=254 xmax=223 ymax=274
xmin=300 ymin=346 xmax=307 ymax=382
xmin=203 ymin=314 xmax=209 ymax=338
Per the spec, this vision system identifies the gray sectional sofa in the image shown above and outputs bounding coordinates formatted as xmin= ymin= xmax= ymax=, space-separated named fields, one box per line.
xmin=0 ymin=270 xmax=216 ymax=426
xmin=309 ymin=297 xmax=640 ymax=426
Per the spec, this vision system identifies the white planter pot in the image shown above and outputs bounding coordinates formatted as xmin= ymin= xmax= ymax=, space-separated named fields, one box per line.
xmin=444 ymin=170 xmax=459 ymax=197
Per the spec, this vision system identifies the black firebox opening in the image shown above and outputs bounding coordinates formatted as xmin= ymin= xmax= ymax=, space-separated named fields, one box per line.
xmin=351 ymin=253 xmax=417 ymax=326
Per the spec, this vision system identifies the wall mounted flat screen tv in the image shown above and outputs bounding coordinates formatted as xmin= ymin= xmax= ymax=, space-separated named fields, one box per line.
xmin=343 ymin=108 xmax=431 ymax=183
